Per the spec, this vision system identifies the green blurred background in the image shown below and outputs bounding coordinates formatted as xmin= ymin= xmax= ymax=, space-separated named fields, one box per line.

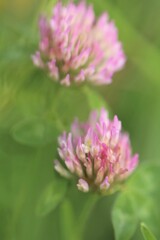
xmin=0 ymin=0 xmax=160 ymax=239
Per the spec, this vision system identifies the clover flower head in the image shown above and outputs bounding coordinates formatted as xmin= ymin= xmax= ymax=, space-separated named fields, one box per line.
xmin=32 ymin=1 xmax=126 ymax=86
xmin=55 ymin=109 xmax=138 ymax=193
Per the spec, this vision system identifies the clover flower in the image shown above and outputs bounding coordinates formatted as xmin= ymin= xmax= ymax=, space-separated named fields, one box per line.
xmin=54 ymin=109 xmax=138 ymax=193
xmin=32 ymin=1 xmax=126 ymax=86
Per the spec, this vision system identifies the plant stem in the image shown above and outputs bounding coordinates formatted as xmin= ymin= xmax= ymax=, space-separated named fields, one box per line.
xmin=77 ymin=194 xmax=100 ymax=239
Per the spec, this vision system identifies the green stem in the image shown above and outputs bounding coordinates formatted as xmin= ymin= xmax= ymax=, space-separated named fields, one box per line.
xmin=77 ymin=194 xmax=100 ymax=239
xmin=45 ymin=83 xmax=67 ymax=131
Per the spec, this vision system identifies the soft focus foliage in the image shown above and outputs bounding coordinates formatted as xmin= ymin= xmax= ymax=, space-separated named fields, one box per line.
xmin=140 ymin=223 xmax=157 ymax=240
xmin=112 ymin=163 xmax=160 ymax=240
xmin=1 ymin=0 xmax=160 ymax=240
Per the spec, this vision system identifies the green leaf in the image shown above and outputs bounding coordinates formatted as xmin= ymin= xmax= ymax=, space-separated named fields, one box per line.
xmin=112 ymin=163 xmax=160 ymax=240
xmin=11 ymin=118 xmax=59 ymax=147
xmin=36 ymin=179 xmax=68 ymax=216
xmin=141 ymin=223 xmax=157 ymax=240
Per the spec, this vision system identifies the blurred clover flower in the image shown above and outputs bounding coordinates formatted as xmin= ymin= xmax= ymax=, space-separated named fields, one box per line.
xmin=32 ymin=1 xmax=126 ymax=86
xmin=55 ymin=109 xmax=138 ymax=193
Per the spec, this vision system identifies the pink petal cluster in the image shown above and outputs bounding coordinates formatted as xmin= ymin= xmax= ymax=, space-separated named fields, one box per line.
xmin=32 ymin=1 xmax=126 ymax=86
xmin=55 ymin=109 xmax=138 ymax=193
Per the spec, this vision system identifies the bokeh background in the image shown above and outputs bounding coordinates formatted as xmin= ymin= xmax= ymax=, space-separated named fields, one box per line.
xmin=0 ymin=0 xmax=160 ymax=239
